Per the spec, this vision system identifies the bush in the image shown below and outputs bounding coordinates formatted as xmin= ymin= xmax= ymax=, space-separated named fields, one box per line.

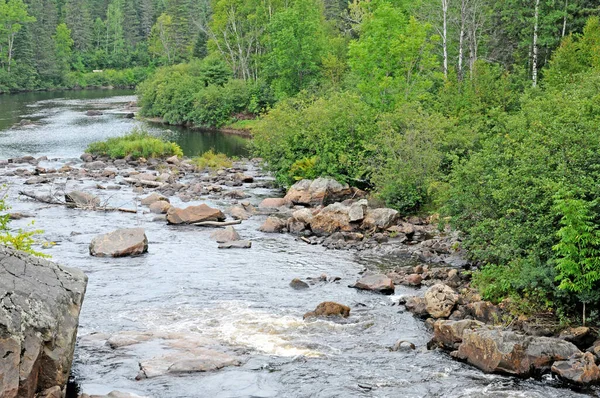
xmin=252 ymin=91 xmax=377 ymax=186
xmin=86 ymin=129 xmax=183 ymax=159
xmin=192 ymin=150 xmax=232 ymax=170
xmin=66 ymin=66 xmax=154 ymax=89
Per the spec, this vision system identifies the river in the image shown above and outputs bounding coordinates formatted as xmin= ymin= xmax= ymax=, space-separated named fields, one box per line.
xmin=0 ymin=90 xmax=595 ymax=398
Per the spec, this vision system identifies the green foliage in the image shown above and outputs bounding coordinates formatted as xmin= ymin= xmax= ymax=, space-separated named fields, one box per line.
xmin=252 ymin=91 xmax=377 ymax=186
xmin=553 ymin=195 xmax=600 ymax=313
xmin=0 ymin=187 xmax=48 ymax=258
xmin=86 ymin=129 xmax=183 ymax=159
xmin=192 ymin=149 xmax=233 ymax=170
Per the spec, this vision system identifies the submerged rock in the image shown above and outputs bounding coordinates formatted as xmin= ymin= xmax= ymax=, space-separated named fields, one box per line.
xmin=89 ymin=228 xmax=148 ymax=257
xmin=218 ymin=240 xmax=252 ymax=249
xmin=303 ymin=302 xmax=351 ymax=319
xmin=167 ymin=204 xmax=225 ymax=225
xmin=290 ymin=278 xmax=310 ymax=290
xmin=86 ymin=110 xmax=103 ymax=116
xmin=138 ymin=350 xmax=241 ymax=378
xmin=456 ymin=328 xmax=580 ymax=376
xmin=351 ymin=274 xmax=395 ymax=295
xmin=0 ymin=246 xmax=87 ymax=398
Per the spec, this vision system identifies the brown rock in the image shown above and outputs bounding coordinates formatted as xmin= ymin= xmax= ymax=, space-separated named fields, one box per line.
xmin=424 ymin=284 xmax=458 ymax=318
xmin=552 ymin=352 xmax=600 ymax=384
xmin=65 ymin=191 xmax=100 ymax=208
xmin=456 ymin=328 xmax=580 ymax=376
xmin=310 ymin=203 xmax=352 ymax=236
xmin=258 ymin=197 xmax=288 ymax=208
xmin=432 ymin=319 xmax=486 ymax=350
xmin=559 ymin=327 xmax=597 ymax=350
xmin=405 ymin=274 xmax=423 ymax=286
xmin=167 ymin=204 xmax=225 ymax=225
xmin=284 ymin=178 xmax=354 ymax=206
xmin=149 ymin=200 xmax=171 ymax=214
xmin=89 ymin=228 xmax=148 ymax=257
xmin=466 ymin=301 xmax=502 ymax=324
xmin=259 ymin=217 xmax=286 ymax=233
xmin=362 ymin=208 xmax=399 ymax=230
xmin=405 ymin=297 xmax=428 ymax=317
xmin=351 ymin=274 xmax=395 ymax=295
xmin=290 ymin=278 xmax=310 ymax=290
xmin=141 ymin=192 xmax=169 ymax=206
xmin=230 ymin=205 xmax=251 ymax=220
xmin=303 ymin=302 xmax=350 ymax=319
xmin=209 ymin=226 xmax=241 ymax=243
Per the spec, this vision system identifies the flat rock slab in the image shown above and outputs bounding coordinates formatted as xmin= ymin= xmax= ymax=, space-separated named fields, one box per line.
xmin=89 ymin=228 xmax=148 ymax=257
xmin=0 ymin=246 xmax=88 ymax=398
xmin=167 ymin=204 xmax=225 ymax=225
xmin=218 ymin=240 xmax=252 ymax=249
xmin=351 ymin=274 xmax=395 ymax=295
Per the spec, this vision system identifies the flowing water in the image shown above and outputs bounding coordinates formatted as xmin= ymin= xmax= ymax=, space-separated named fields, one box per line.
xmin=0 ymin=91 xmax=596 ymax=398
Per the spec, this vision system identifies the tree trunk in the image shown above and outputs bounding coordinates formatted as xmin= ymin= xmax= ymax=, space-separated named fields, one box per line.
xmin=442 ymin=0 xmax=449 ymax=79
xmin=562 ymin=0 xmax=568 ymax=37
xmin=532 ymin=0 xmax=540 ymax=87
xmin=458 ymin=0 xmax=466 ymax=80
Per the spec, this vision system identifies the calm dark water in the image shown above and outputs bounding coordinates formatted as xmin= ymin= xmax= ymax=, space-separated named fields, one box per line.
xmin=0 ymin=91 xmax=595 ymax=398
xmin=0 ymin=89 xmax=248 ymax=159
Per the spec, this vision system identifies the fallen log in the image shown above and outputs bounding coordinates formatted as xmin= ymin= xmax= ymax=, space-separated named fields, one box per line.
xmin=19 ymin=190 xmax=64 ymax=205
xmin=123 ymin=177 xmax=164 ymax=188
xmin=192 ymin=220 xmax=242 ymax=227
xmin=19 ymin=190 xmax=137 ymax=213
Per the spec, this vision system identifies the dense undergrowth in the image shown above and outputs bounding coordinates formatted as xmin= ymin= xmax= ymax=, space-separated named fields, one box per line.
xmin=85 ymin=129 xmax=183 ymax=160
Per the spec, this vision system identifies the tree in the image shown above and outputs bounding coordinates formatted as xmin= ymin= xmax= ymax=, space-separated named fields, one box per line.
xmin=53 ymin=22 xmax=73 ymax=77
xmin=553 ymin=195 xmax=600 ymax=325
xmin=64 ymin=0 xmax=92 ymax=51
xmin=0 ymin=0 xmax=36 ymax=72
xmin=105 ymin=0 xmax=125 ymax=65
xmin=348 ymin=0 xmax=440 ymax=109
xmin=149 ymin=12 xmax=175 ymax=64
xmin=264 ymin=0 xmax=327 ymax=98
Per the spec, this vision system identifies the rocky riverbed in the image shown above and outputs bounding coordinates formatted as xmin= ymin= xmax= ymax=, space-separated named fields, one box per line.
xmin=0 ymin=151 xmax=598 ymax=397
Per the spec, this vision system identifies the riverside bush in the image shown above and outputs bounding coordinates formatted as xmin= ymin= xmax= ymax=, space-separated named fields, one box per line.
xmin=192 ymin=150 xmax=232 ymax=170
xmin=86 ymin=129 xmax=183 ymax=159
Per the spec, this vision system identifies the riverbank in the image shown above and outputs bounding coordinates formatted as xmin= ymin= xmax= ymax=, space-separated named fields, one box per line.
xmin=143 ymin=116 xmax=255 ymax=138
xmin=0 ymin=149 xmax=596 ymax=396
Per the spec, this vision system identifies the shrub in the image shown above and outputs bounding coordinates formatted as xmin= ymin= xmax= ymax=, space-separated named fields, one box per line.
xmin=192 ymin=150 xmax=232 ymax=170
xmin=86 ymin=129 xmax=183 ymax=159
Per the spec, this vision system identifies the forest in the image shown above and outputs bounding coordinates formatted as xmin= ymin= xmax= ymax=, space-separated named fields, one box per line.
xmin=3 ymin=0 xmax=600 ymax=321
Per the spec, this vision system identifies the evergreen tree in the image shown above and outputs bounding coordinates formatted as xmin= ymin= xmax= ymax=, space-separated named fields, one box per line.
xmin=64 ymin=0 xmax=92 ymax=51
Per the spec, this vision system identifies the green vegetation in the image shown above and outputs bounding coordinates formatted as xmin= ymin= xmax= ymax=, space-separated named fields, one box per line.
xmin=192 ymin=149 xmax=232 ymax=170
xmin=0 ymin=187 xmax=48 ymax=258
xmin=86 ymin=129 xmax=183 ymax=159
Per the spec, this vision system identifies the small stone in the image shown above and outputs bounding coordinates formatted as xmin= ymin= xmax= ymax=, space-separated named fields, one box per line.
xmin=290 ymin=278 xmax=310 ymax=290
xmin=259 ymin=217 xmax=286 ymax=233
xmin=149 ymin=200 xmax=171 ymax=214
xmin=218 ymin=240 xmax=251 ymax=249
xmin=303 ymin=302 xmax=350 ymax=319
xmin=210 ymin=226 xmax=241 ymax=243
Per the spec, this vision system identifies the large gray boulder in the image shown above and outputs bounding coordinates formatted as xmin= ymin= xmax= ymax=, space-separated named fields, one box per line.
xmin=456 ymin=328 xmax=580 ymax=376
xmin=424 ymin=284 xmax=458 ymax=318
xmin=0 ymin=246 xmax=88 ymax=398
xmin=90 ymin=228 xmax=148 ymax=257
xmin=362 ymin=208 xmax=399 ymax=230
xmin=284 ymin=178 xmax=354 ymax=206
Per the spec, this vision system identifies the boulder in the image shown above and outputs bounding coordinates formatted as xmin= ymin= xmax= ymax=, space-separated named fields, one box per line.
xmin=559 ymin=327 xmax=597 ymax=350
xmin=292 ymin=208 xmax=314 ymax=224
xmin=259 ymin=217 xmax=286 ymax=233
xmin=284 ymin=178 xmax=354 ymax=207
xmin=209 ymin=226 xmax=240 ymax=243
xmin=0 ymin=246 xmax=87 ymax=398
xmin=167 ymin=204 xmax=225 ymax=225
xmin=141 ymin=193 xmax=169 ymax=206
xmin=89 ymin=228 xmax=148 ymax=257
xmin=85 ymin=161 xmax=106 ymax=170
xmin=362 ymin=208 xmax=399 ymax=230
xmin=166 ymin=156 xmax=180 ymax=165
xmin=149 ymin=201 xmax=171 ymax=214
xmin=230 ymin=205 xmax=251 ymax=220
xmin=405 ymin=274 xmax=423 ymax=286
xmin=348 ymin=199 xmax=368 ymax=222
xmin=80 ymin=153 xmax=93 ymax=162
xmin=65 ymin=191 xmax=100 ymax=208
xmin=405 ymin=297 xmax=428 ymax=317
xmin=218 ymin=240 xmax=252 ymax=249
xmin=290 ymin=278 xmax=310 ymax=290
xmin=310 ymin=203 xmax=352 ymax=236
xmin=432 ymin=319 xmax=486 ymax=350
xmin=351 ymin=274 xmax=395 ymax=295
xmin=258 ymin=198 xmax=288 ymax=208
xmin=552 ymin=352 xmax=600 ymax=384
xmin=424 ymin=284 xmax=458 ymax=318
xmin=303 ymin=302 xmax=350 ymax=319
xmin=465 ymin=301 xmax=502 ymax=324
xmin=456 ymin=328 xmax=580 ymax=376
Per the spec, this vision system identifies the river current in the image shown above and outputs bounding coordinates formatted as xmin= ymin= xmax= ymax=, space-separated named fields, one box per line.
xmin=0 ymin=91 xmax=595 ymax=398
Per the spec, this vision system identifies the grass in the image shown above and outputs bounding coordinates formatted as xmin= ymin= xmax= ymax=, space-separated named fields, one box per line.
xmin=86 ymin=129 xmax=183 ymax=160
xmin=224 ymin=119 xmax=259 ymax=132
xmin=192 ymin=149 xmax=232 ymax=170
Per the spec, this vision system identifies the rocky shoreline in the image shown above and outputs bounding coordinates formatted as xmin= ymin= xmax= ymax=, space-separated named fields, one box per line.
xmin=0 ymin=153 xmax=598 ymax=396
